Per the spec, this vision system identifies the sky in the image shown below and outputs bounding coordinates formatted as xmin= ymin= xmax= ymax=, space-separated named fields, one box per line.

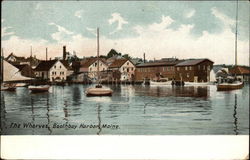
xmin=1 ymin=1 xmax=249 ymax=65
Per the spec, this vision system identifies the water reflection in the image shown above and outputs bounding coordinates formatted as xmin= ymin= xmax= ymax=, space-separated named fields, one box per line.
xmin=46 ymin=94 xmax=52 ymax=135
xmin=137 ymin=86 xmax=209 ymax=98
xmin=97 ymin=104 xmax=102 ymax=135
xmin=233 ymin=94 xmax=238 ymax=135
xmin=0 ymin=84 xmax=249 ymax=135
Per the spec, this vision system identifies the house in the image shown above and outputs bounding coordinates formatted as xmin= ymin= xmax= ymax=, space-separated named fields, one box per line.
xmin=109 ymin=59 xmax=136 ymax=81
xmin=229 ymin=66 xmax=250 ymax=82
xmin=174 ymin=59 xmax=214 ymax=82
xmin=79 ymin=58 xmax=108 ymax=81
xmin=34 ymin=60 xmax=71 ymax=82
xmin=13 ymin=64 xmax=36 ymax=78
xmin=135 ymin=59 xmax=183 ymax=81
xmin=6 ymin=53 xmax=40 ymax=68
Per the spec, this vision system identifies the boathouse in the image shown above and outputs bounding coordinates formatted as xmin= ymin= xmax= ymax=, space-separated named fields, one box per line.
xmin=174 ymin=59 xmax=214 ymax=82
xmin=135 ymin=59 xmax=183 ymax=81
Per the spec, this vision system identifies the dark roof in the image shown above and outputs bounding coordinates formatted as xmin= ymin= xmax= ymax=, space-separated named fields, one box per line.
xmin=34 ymin=60 xmax=57 ymax=71
xmin=175 ymin=59 xmax=213 ymax=66
xmin=80 ymin=58 xmax=107 ymax=68
xmin=229 ymin=66 xmax=250 ymax=75
xmin=6 ymin=53 xmax=26 ymax=61
xmin=136 ymin=60 xmax=183 ymax=68
xmin=60 ymin=60 xmax=72 ymax=70
xmin=13 ymin=64 xmax=29 ymax=70
xmin=109 ymin=59 xmax=130 ymax=68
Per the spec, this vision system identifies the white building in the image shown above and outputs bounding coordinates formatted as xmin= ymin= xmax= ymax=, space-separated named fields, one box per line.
xmin=34 ymin=60 xmax=71 ymax=82
xmin=109 ymin=59 xmax=136 ymax=81
xmin=79 ymin=58 xmax=108 ymax=80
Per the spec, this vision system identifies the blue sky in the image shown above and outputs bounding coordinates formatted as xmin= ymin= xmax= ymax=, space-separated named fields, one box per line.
xmin=1 ymin=1 xmax=249 ymax=65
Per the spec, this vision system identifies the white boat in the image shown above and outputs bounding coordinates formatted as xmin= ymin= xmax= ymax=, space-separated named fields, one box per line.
xmin=150 ymin=79 xmax=172 ymax=85
xmin=16 ymin=83 xmax=28 ymax=87
xmin=216 ymin=0 xmax=244 ymax=91
xmin=28 ymin=85 xmax=50 ymax=93
xmin=85 ymin=28 xmax=113 ymax=96
xmin=184 ymin=82 xmax=210 ymax=86
xmin=86 ymin=85 xmax=113 ymax=96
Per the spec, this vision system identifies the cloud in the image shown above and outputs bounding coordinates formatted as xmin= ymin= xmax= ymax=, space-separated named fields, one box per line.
xmin=211 ymin=7 xmax=235 ymax=27
xmin=1 ymin=11 xmax=249 ymax=66
xmin=86 ymin=27 xmax=97 ymax=36
xmin=185 ymin=9 xmax=196 ymax=18
xmin=74 ymin=10 xmax=84 ymax=18
xmin=1 ymin=27 xmax=15 ymax=38
xmin=48 ymin=23 xmax=74 ymax=42
xmin=108 ymin=13 xmax=128 ymax=34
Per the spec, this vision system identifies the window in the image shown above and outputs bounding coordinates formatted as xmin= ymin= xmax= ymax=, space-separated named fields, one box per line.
xmin=177 ymin=67 xmax=180 ymax=71
xmin=127 ymin=68 xmax=129 ymax=72
xmin=185 ymin=66 xmax=188 ymax=70
xmin=55 ymin=72 xmax=57 ymax=75
xmin=62 ymin=72 xmax=64 ymax=75
xmin=54 ymin=65 xmax=56 ymax=69
xmin=207 ymin=66 xmax=210 ymax=71
xmin=127 ymin=62 xmax=129 ymax=65
xmin=123 ymin=68 xmax=125 ymax=71
xmin=189 ymin=66 xmax=192 ymax=70
xmin=131 ymin=68 xmax=134 ymax=71
xmin=203 ymin=65 xmax=206 ymax=70
xmin=198 ymin=65 xmax=200 ymax=70
xmin=187 ymin=73 xmax=189 ymax=78
xmin=60 ymin=65 xmax=61 ymax=69
xmin=90 ymin=68 xmax=92 ymax=71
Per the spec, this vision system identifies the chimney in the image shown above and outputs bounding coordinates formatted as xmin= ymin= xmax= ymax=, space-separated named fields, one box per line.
xmin=63 ymin=45 xmax=66 ymax=60
xmin=143 ymin=53 xmax=145 ymax=63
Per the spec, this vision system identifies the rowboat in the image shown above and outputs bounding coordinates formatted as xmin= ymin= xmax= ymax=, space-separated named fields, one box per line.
xmin=28 ymin=85 xmax=50 ymax=93
xmin=217 ymin=81 xmax=244 ymax=91
xmin=86 ymin=85 xmax=113 ymax=96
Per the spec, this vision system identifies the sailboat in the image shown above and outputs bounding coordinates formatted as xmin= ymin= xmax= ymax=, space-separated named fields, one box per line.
xmin=1 ymin=48 xmax=16 ymax=91
xmin=85 ymin=28 xmax=113 ymax=96
xmin=28 ymin=47 xmax=50 ymax=93
xmin=217 ymin=0 xmax=244 ymax=91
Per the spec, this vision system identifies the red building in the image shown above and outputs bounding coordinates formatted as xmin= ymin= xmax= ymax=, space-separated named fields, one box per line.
xmin=174 ymin=59 xmax=214 ymax=82
xmin=135 ymin=60 xmax=183 ymax=81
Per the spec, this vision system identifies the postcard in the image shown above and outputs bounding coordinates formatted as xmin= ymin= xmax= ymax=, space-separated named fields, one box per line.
xmin=1 ymin=1 xmax=249 ymax=159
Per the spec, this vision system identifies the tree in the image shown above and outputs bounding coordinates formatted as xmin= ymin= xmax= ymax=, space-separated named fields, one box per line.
xmin=107 ymin=49 xmax=119 ymax=58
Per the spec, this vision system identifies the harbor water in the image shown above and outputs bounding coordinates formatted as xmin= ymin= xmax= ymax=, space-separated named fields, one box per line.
xmin=1 ymin=84 xmax=249 ymax=135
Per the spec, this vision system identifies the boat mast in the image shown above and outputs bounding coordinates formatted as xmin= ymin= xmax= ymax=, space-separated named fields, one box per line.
xmin=235 ymin=0 xmax=238 ymax=66
xmin=97 ymin=28 xmax=100 ymax=84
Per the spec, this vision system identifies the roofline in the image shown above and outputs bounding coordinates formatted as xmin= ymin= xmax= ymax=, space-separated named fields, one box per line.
xmin=175 ymin=59 xmax=214 ymax=66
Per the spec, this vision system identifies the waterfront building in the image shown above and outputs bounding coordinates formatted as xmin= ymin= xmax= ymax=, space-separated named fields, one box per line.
xmin=109 ymin=59 xmax=136 ymax=81
xmin=174 ymin=59 xmax=214 ymax=82
xmin=229 ymin=66 xmax=250 ymax=82
xmin=34 ymin=60 xmax=71 ymax=82
xmin=79 ymin=57 xmax=108 ymax=81
xmin=6 ymin=53 xmax=40 ymax=68
xmin=135 ymin=59 xmax=182 ymax=81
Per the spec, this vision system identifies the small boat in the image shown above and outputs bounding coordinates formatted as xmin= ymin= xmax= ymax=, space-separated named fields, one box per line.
xmin=28 ymin=85 xmax=50 ymax=93
xmin=85 ymin=28 xmax=113 ymax=97
xmin=16 ymin=83 xmax=28 ymax=87
xmin=217 ymin=81 xmax=244 ymax=91
xmin=86 ymin=85 xmax=113 ymax=96
xmin=150 ymin=78 xmax=172 ymax=86
xmin=184 ymin=82 xmax=210 ymax=86
xmin=1 ymin=83 xmax=16 ymax=91
xmin=216 ymin=0 xmax=244 ymax=92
